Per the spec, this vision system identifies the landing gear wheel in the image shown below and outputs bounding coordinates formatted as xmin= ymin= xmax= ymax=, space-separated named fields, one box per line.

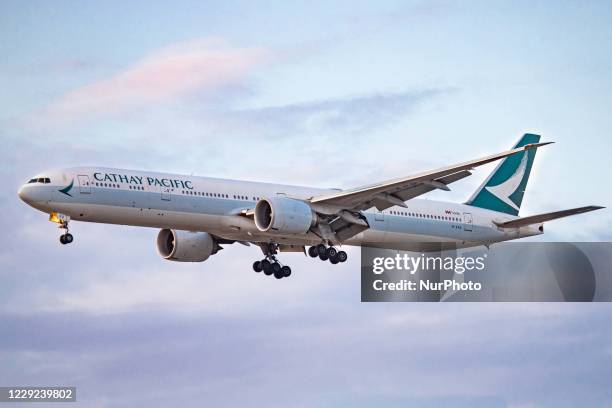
xmin=319 ymin=252 xmax=328 ymax=261
xmin=262 ymin=259 xmax=273 ymax=275
xmin=337 ymin=251 xmax=348 ymax=263
xmin=281 ymin=265 xmax=291 ymax=277
xmin=274 ymin=269 xmax=284 ymax=279
xmin=326 ymin=247 xmax=337 ymax=258
xmin=308 ymin=246 xmax=318 ymax=258
xmin=271 ymin=262 xmax=282 ymax=274
xmin=59 ymin=233 xmax=73 ymax=245
xmin=329 ymin=255 xmax=339 ymax=264
xmin=316 ymin=244 xmax=327 ymax=256
xmin=253 ymin=261 xmax=262 ymax=272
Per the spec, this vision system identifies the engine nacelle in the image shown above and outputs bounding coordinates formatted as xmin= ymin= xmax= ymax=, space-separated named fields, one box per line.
xmin=254 ymin=197 xmax=317 ymax=234
xmin=156 ymin=229 xmax=216 ymax=262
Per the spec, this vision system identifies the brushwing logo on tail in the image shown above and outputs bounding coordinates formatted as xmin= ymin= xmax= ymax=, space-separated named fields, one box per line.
xmin=484 ymin=153 xmax=528 ymax=211
xmin=58 ymin=179 xmax=74 ymax=197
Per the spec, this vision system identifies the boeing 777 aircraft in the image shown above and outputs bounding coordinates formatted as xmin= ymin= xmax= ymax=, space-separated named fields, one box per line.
xmin=18 ymin=134 xmax=603 ymax=279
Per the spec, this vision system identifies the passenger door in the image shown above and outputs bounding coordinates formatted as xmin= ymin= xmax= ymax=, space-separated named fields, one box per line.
xmin=160 ymin=185 xmax=171 ymax=201
xmin=77 ymin=175 xmax=91 ymax=194
xmin=463 ymin=212 xmax=473 ymax=232
xmin=373 ymin=210 xmax=387 ymax=241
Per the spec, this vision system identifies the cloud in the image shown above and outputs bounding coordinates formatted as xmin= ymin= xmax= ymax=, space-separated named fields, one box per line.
xmin=5 ymin=86 xmax=449 ymax=187
xmin=205 ymin=89 xmax=448 ymax=137
xmin=1 ymin=304 xmax=611 ymax=407
xmin=33 ymin=38 xmax=271 ymax=126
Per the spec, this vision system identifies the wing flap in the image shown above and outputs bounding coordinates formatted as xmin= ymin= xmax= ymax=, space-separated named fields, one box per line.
xmin=393 ymin=169 xmax=473 ymax=201
xmin=353 ymin=170 xmax=473 ymax=211
xmin=328 ymin=216 xmax=370 ymax=242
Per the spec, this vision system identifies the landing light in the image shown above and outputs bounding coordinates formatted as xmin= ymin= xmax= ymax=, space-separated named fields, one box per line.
xmin=49 ymin=212 xmax=70 ymax=224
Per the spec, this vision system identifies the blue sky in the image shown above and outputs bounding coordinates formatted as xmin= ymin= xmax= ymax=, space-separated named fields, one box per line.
xmin=1 ymin=1 xmax=612 ymax=407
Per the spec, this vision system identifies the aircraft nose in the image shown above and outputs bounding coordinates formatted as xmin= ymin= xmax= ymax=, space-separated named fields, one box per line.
xmin=18 ymin=185 xmax=34 ymax=204
xmin=18 ymin=185 xmax=28 ymax=202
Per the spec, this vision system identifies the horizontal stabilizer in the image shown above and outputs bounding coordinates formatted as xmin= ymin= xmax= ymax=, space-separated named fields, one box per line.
xmin=494 ymin=205 xmax=604 ymax=228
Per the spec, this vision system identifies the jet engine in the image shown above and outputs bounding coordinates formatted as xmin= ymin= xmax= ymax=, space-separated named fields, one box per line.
xmin=156 ymin=229 xmax=218 ymax=262
xmin=254 ymin=197 xmax=317 ymax=234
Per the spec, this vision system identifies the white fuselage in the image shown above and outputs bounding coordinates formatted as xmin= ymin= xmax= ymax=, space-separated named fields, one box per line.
xmin=18 ymin=167 xmax=542 ymax=252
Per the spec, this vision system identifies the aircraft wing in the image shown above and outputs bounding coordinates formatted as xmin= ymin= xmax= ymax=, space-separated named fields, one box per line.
xmin=493 ymin=206 xmax=604 ymax=228
xmin=309 ymin=142 xmax=552 ymax=212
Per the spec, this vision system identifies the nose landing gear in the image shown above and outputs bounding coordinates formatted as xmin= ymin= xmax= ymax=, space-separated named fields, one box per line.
xmin=50 ymin=212 xmax=74 ymax=245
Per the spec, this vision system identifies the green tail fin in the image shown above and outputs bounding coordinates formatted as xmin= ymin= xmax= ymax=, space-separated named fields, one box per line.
xmin=465 ymin=133 xmax=540 ymax=216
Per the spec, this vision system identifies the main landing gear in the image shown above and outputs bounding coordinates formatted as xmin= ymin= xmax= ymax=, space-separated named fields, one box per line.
xmin=252 ymin=258 xmax=291 ymax=279
xmin=251 ymin=243 xmax=346 ymax=279
xmin=308 ymin=244 xmax=347 ymax=264
xmin=252 ymin=243 xmax=291 ymax=279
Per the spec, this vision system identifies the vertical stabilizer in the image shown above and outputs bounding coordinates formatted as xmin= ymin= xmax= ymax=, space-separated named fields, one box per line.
xmin=465 ymin=133 xmax=540 ymax=215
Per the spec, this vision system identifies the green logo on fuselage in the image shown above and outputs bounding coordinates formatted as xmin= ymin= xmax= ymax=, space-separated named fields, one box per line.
xmin=58 ymin=179 xmax=74 ymax=197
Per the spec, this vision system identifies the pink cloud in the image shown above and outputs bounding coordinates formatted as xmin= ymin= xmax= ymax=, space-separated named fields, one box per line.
xmin=37 ymin=38 xmax=271 ymax=124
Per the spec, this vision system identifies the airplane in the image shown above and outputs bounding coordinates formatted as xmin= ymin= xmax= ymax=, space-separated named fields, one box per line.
xmin=18 ymin=133 xmax=603 ymax=279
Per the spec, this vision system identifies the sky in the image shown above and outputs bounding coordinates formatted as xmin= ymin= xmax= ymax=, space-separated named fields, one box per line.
xmin=1 ymin=0 xmax=612 ymax=407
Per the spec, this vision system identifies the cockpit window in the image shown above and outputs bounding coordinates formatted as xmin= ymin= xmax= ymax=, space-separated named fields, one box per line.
xmin=27 ymin=177 xmax=51 ymax=184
